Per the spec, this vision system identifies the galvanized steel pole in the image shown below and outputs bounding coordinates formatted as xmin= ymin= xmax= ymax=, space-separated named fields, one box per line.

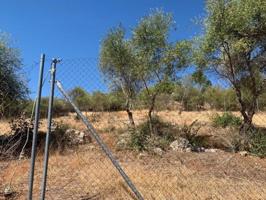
xmin=28 ymin=54 xmax=45 ymax=200
xmin=40 ymin=59 xmax=58 ymax=200
xmin=56 ymin=80 xmax=144 ymax=200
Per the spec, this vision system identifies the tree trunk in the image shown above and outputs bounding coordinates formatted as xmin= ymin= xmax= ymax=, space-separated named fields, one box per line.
xmin=234 ymin=86 xmax=255 ymax=135
xmin=148 ymin=94 xmax=157 ymax=135
xmin=125 ymin=99 xmax=135 ymax=128
xmin=126 ymin=108 xmax=135 ymax=127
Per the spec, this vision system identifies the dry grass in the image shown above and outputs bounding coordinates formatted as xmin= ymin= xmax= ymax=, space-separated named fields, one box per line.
xmin=1 ymin=110 xmax=266 ymax=134
xmin=1 ymin=145 xmax=266 ymax=199
xmin=1 ymin=110 xmax=266 ymax=199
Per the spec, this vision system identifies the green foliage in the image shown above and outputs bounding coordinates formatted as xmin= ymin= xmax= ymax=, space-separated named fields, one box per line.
xmin=53 ymin=99 xmax=72 ymax=117
xmin=212 ymin=112 xmax=242 ymax=128
xmin=99 ymin=25 xmax=140 ymax=103
xmin=204 ymin=87 xmax=239 ymax=111
xmin=100 ymin=9 xmax=192 ymax=126
xmin=173 ymin=81 xmax=205 ymax=111
xmin=24 ymin=98 xmax=71 ymax=118
xmin=130 ymin=116 xmax=178 ymax=151
xmin=191 ymin=70 xmax=211 ymax=92
xmin=154 ymin=79 xmax=176 ymax=95
xmin=0 ymin=35 xmax=28 ymax=118
xmin=106 ymin=90 xmax=125 ymax=111
xmin=194 ymin=0 xmax=266 ymax=127
xmin=250 ymin=128 xmax=266 ymax=158
xmin=69 ymin=87 xmax=91 ymax=111
xmin=69 ymin=87 xmax=125 ymax=112
xmin=100 ymin=26 xmax=139 ymax=93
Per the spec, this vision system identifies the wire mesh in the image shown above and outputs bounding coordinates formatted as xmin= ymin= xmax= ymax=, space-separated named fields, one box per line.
xmin=1 ymin=57 xmax=266 ymax=199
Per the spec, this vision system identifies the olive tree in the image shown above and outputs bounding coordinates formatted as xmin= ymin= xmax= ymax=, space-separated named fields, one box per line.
xmin=132 ymin=10 xmax=191 ymax=133
xmin=195 ymin=0 xmax=266 ymax=133
xmin=99 ymin=26 xmax=141 ymax=127
xmin=0 ymin=35 xmax=28 ymax=118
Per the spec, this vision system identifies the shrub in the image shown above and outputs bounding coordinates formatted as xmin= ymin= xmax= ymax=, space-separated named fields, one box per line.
xmin=173 ymin=85 xmax=205 ymax=111
xmin=179 ymin=120 xmax=210 ymax=149
xmin=106 ymin=91 xmax=125 ymax=111
xmin=0 ymin=36 xmax=29 ymax=119
xmin=0 ymin=114 xmax=34 ymax=159
xmin=130 ymin=116 xmax=178 ymax=151
xmin=204 ymin=87 xmax=239 ymax=111
xmin=212 ymin=112 xmax=242 ymax=128
xmin=53 ymin=99 xmax=72 ymax=117
xmin=49 ymin=121 xmax=71 ymax=152
xmin=249 ymin=128 xmax=266 ymax=158
xmin=24 ymin=98 xmax=71 ymax=118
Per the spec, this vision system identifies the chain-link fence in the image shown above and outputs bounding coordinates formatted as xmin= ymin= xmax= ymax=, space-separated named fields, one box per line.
xmin=1 ymin=57 xmax=266 ymax=199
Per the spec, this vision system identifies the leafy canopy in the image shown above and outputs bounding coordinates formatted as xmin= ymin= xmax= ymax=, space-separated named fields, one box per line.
xmin=194 ymin=0 xmax=266 ymax=125
xmin=0 ymin=35 xmax=28 ymax=118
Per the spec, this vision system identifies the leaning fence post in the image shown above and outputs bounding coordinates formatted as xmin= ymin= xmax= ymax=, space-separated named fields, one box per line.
xmin=40 ymin=59 xmax=58 ymax=200
xmin=28 ymin=54 xmax=45 ymax=200
xmin=55 ymin=80 xmax=144 ymax=200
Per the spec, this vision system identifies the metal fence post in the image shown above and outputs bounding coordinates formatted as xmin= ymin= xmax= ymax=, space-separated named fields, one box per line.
xmin=40 ymin=59 xmax=58 ymax=200
xmin=28 ymin=54 xmax=45 ymax=200
xmin=56 ymin=80 xmax=144 ymax=200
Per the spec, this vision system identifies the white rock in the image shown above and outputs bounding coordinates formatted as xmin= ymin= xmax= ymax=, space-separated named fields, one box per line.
xmin=79 ymin=131 xmax=85 ymax=138
xmin=205 ymin=148 xmax=218 ymax=153
xmin=153 ymin=147 xmax=163 ymax=156
xmin=170 ymin=138 xmax=190 ymax=151
xmin=78 ymin=131 xmax=85 ymax=143
xmin=239 ymin=151 xmax=248 ymax=156
xmin=185 ymin=147 xmax=192 ymax=152
xmin=116 ymin=139 xmax=128 ymax=150
xmin=4 ymin=185 xmax=13 ymax=196
xmin=138 ymin=152 xmax=147 ymax=159
xmin=198 ymin=147 xmax=205 ymax=152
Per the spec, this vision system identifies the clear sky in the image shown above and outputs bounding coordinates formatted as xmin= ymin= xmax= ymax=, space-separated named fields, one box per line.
xmin=1 ymin=0 xmax=205 ymax=96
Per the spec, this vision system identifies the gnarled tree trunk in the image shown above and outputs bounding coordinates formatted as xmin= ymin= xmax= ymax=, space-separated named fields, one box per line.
xmin=125 ymin=98 xmax=135 ymax=128
xmin=147 ymin=93 xmax=157 ymax=135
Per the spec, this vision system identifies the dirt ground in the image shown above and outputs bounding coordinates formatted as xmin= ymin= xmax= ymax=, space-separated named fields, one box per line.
xmin=1 ymin=110 xmax=266 ymax=199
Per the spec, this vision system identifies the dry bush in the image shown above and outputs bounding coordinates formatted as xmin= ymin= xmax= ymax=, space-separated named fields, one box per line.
xmin=0 ymin=116 xmax=90 ymax=160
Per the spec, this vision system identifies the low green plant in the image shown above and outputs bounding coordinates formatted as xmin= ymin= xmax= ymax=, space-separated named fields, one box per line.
xmin=212 ymin=112 xmax=242 ymax=128
xmin=130 ymin=116 xmax=178 ymax=151
xmin=249 ymin=128 xmax=266 ymax=158
xmin=179 ymin=120 xmax=210 ymax=148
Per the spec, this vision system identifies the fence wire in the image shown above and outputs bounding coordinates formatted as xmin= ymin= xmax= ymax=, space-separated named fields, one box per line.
xmin=1 ymin=57 xmax=266 ymax=199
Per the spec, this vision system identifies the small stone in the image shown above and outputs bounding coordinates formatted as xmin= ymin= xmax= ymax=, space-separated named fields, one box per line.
xmin=65 ymin=128 xmax=75 ymax=135
xmin=79 ymin=131 xmax=85 ymax=138
xmin=153 ymin=147 xmax=163 ymax=156
xmin=170 ymin=138 xmax=190 ymax=152
xmin=116 ymin=132 xmax=131 ymax=150
xmin=199 ymin=147 xmax=205 ymax=152
xmin=239 ymin=151 xmax=248 ymax=156
xmin=87 ymin=145 xmax=95 ymax=151
xmin=205 ymin=148 xmax=218 ymax=153
xmin=4 ymin=185 xmax=13 ymax=196
xmin=192 ymin=146 xmax=205 ymax=152
xmin=138 ymin=152 xmax=147 ymax=159
xmin=116 ymin=139 xmax=128 ymax=150
xmin=78 ymin=131 xmax=85 ymax=144
xmin=185 ymin=147 xmax=192 ymax=152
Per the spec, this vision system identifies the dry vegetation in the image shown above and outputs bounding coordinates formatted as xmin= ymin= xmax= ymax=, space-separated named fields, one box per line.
xmin=1 ymin=110 xmax=266 ymax=199
xmin=1 ymin=110 xmax=266 ymax=134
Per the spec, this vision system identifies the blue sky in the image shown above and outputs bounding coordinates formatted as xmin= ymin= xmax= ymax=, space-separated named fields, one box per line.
xmin=1 ymin=0 xmax=205 ymax=97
